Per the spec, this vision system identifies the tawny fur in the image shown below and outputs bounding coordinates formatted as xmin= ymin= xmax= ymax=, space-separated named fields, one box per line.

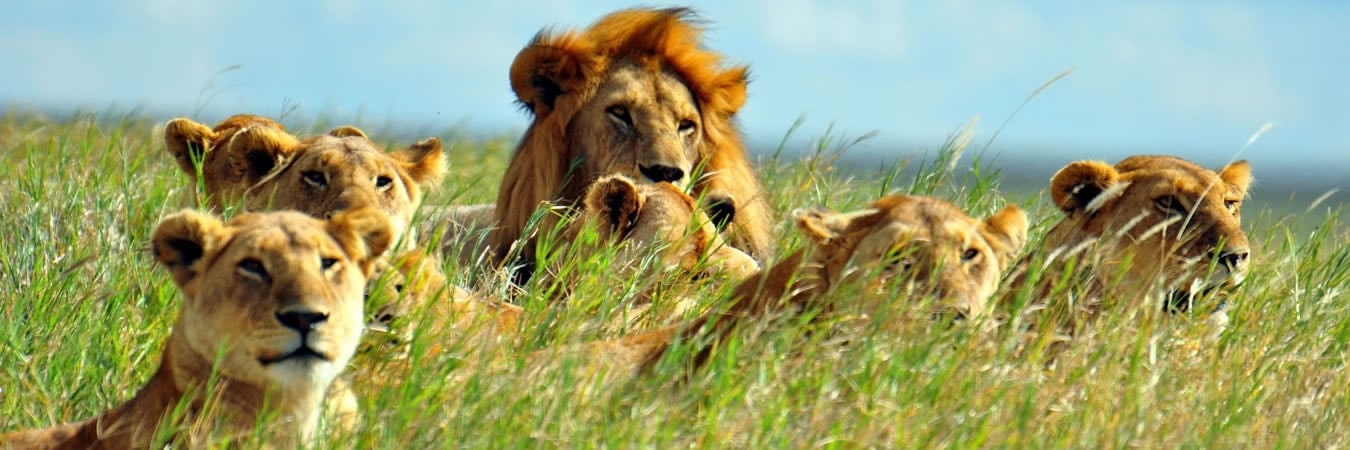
xmin=0 ymin=209 xmax=393 ymax=449
xmin=163 ymin=116 xmax=446 ymax=246
xmin=164 ymin=116 xmax=463 ymax=343
xmin=163 ymin=114 xmax=299 ymax=209
xmin=543 ymin=194 xmax=1028 ymax=378
xmin=1006 ymin=155 xmax=1253 ymax=340
xmin=487 ymin=7 xmax=773 ymax=271
xmin=509 ymin=175 xmax=758 ymax=332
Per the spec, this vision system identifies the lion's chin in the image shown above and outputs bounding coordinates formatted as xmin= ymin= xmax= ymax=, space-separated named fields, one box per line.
xmin=256 ymin=343 xmax=341 ymax=384
xmin=258 ymin=345 xmax=331 ymax=366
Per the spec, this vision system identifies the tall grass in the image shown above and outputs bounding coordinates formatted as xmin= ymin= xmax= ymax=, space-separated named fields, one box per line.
xmin=0 ymin=111 xmax=1345 ymax=448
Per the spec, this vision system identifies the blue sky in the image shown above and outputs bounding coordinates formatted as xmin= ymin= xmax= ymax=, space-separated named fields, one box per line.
xmin=2 ymin=1 xmax=1347 ymax=177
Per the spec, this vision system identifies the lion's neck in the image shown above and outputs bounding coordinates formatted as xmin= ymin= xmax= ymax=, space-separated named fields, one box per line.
xmin=4 ymin=331 xmax=326 ymax=449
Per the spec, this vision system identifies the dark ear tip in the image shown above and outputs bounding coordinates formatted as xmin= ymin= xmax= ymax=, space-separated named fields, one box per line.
xmin=165 ymin=238 xmax=204 ymax=266
xmin=1063 ymin=183 xmax=1103 ymax=212
xmin=243 ymin=150 xmax=277 ymax=180
xmin=707 ymin=197 xmax=736 ymax=229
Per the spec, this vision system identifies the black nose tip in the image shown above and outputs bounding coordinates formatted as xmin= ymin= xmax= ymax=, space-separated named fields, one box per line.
xmin=638 ymin=165 xmax=685 ymax=183
xmin=276 ymin=309 xmax=329 ymax=332
xmin=1215 ymin=249 xmax=1249 ymax=268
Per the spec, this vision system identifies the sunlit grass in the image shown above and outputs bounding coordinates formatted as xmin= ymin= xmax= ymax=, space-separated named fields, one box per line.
xmin=0 ymin=111 xmax=1345 ymax=448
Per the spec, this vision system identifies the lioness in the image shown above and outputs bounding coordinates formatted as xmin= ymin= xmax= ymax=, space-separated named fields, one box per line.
xmin=551 ymin=195 xmax=1028 ymax=377
xmin=554 ymin=175 xmax=759 ymax=285
xmin=163 ymin=116 xmax=445 ymax=244
xmin=480 ymin=7 xmax=774 ymax=273
xmin=1008 ymin=155 xmax=1252 ymax=338
xmin=0 ymin=208 xmax=392 ymax=448
xmin=164 ymin=117 xmax=467 ymax=335
xmin=540 ymin=175 xmax=760 ymax=329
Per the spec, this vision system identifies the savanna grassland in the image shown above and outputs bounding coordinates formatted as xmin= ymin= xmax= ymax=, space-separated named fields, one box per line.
xmin=0 ymin=111 xmax=1345 ymax=448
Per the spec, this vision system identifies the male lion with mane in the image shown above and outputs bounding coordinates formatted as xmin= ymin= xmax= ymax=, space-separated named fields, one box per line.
xmin=0 ymin=208 xmax=392 ymax=449
xmin=481 ymin=7 xmax=772 ymax=273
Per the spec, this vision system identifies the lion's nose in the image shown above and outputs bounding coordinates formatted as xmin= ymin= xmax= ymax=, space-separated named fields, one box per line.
xmin=639 ymin=164 xmax=685 ymax=183
xmin=1214 ymin=249 xmax=1249 ymax=269
xmin=276 ymin=308 xmax=329 ymax=333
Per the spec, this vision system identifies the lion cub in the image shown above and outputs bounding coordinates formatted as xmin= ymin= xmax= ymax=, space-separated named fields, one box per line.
xmin=0 ymin=209 xmax=392 ymax=449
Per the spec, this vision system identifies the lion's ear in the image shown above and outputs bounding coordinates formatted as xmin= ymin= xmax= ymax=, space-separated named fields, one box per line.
xmin=583 ymin=175 xmax=643 ymax=237
xmin=704 ymin=193 xmax=736 ymax=231
xmin=392 ymin=137 xmax=446 ymax=188
xmin=1218 ymin=160 xmax=1252 ymax=197
xmin=328 ymin=125 xmax=368 ymax=139
xmin=793 ymin=207 xmax=880 ymax=246
xmin=509 ymin=31 xmax=600 ymax=116
xmin=152 ymin=209 xmax=226 ymax=287
xmin=164 ymin=118 xmax=217 ymax=177
xmin=224 ymin=126 xmax=302 ymax=186
xmin=1049 ymin=160 xmax=1121 ymax=215
xmin=979 ymin=205 xmax=1029 ymax=268
xmin=327 ymin=208 xmax=395 ymax=275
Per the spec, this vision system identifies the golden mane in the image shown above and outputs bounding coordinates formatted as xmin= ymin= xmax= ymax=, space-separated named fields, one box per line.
xmin=494 ymin=7 xmax=772 ymax=269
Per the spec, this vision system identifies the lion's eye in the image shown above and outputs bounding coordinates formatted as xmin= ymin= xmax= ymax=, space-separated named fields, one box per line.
xmin=961 ymin=248 xmax=980 ymax=262
xmin=321 ymin=257 xmax=339 ymax=271
xmin=375 ymin=175 xmax=393 ymax=189
xmin=1154 ymin=195 xmax=1185 ymax=215
xmin=606 ymin=105 xmax=632 ymax=128
xmin=677 ymin=119 xmax=697 ymax=134
xmin=302 ymin=171 xmax=327 ymax=188
xmin=237 ymin=258 xmax=269 ymax=282
xmin=1223 ymin=200 xmax=1239 ymax=214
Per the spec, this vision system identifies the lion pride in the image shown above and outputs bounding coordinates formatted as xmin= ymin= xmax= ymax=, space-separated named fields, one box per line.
xmin=0 ymin=208 xmax=391 ymax=449
xmin=489 ymin=7 xmax=772 ymax=270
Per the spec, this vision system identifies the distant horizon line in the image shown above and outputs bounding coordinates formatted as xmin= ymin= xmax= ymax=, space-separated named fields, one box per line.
xmin=4 ymin=101 xmax=1345 ymax=198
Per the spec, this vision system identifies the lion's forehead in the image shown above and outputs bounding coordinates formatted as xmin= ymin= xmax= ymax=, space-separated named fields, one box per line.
xmin=598 ymin=63 xmax=699 ymax=115
xmin=300 ymin=146 xmax=391 ymax=176
xmin=1128 ymin=171 xmax=1236 ymax=202
xmin=221 ymin=228 xmax=336 ymax=261
xmin=216 ymin=215 xmax=344 ymax=264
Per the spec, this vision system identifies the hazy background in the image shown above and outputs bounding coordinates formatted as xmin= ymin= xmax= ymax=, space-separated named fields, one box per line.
xmin=2 ymin=1 xmax=1344 ymax=209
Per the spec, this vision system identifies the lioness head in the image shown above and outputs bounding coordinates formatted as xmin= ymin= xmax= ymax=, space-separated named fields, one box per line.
xmin=794 ymin=196 xmax=1029 ymax=319
xmin=151 ymin=208 xmax=392 ymax=393
xmin=1045 ymin=155 xmax=1252 ymax=312
xmin=498 ymin=7 xmax=773 ymax=262
xmin=165 ymin=117 xmax=446 ymax=244
xmin=564 ymin=174 xmax=759 ymax=281
xmin=244 ymin=133 xmax=445 ymax=243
